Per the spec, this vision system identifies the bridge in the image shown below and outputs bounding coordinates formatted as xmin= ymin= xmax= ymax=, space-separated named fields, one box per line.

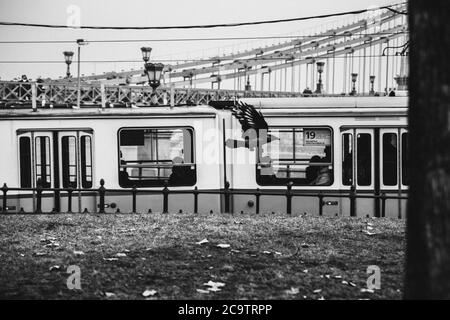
xmin=0 ymin=3 xmax=408 ymax=107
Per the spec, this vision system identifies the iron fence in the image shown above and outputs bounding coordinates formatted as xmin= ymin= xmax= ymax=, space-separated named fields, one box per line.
xmin=1 ymin=178 xmax=407 ymax=218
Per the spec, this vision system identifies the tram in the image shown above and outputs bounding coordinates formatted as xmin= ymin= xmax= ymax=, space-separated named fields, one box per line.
xmin=0 ymin=96 xmax=408 ymax=218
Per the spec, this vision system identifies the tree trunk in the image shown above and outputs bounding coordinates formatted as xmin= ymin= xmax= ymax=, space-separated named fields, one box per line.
xmin=405 ymin=0 xmax=450 ymax=299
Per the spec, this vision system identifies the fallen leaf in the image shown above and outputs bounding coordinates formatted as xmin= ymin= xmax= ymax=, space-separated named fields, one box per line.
xmin=230 ymin=249 xmax=240 ymax=253
xmin=217 ymin=244 xmax=230 ymax=248
xmin=35 ymin=252 xmax=46 ymax=256
xmin=73 ymin=250 xmax=85 ymax=255
xmin=342 ymin=280 xmax=349 ymax=285
xmin=318 ymin=296 xmax=325 ymax=300
xmin=142 ymin=289 xmax=157 ymax=297
xmin=302 ymin=269 xmax=309 ymax=273
xmin=274 ymin=251 xmax=282 ymax=255
xmin=103 ymin=257 xmax=119 ymax=261
xmin=207 ymin=287 xmax=222 ymax=292
xmin=313 ymin=289 xmax=322 ymax=293
xmin=196 ymin=289 xmax=210 ymax=294
xmin=49 ymin=265 xmax=60 ymax=271
xmin=196 ymin=238 xmax=209 ymax=245
xmin=348 ymin=282 xmax=357 ymax=287
xmin=105 ymin=292 xmax=116 ymax=298
xmin=116 ymin=253 xmax=127 ymax=257
xmin=360 ymin=288 xmax=375 ymax=293
xmin=204 ymin=281 xmax=225 ymax=287
xmin=334 ymin=275 xmax=342 ymax=279
xmin=262 ymin=250 xmax=271 ymax=254
xmin=285 ymin=287 xmax=299 ymax=295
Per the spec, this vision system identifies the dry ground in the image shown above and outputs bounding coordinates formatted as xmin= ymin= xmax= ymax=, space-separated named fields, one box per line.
xmin=0 ymin=213 xmax=404 ymax=299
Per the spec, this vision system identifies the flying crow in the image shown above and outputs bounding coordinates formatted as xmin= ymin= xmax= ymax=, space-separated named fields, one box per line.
xmin=226 ymin=101 xmax=278 ymax=150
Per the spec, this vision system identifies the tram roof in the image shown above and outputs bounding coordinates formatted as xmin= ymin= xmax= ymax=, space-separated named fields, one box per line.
xmin=240 ymin=96 xmax=408 ymax=109
xmin=0 ymin=104 xmax=218 ymax=119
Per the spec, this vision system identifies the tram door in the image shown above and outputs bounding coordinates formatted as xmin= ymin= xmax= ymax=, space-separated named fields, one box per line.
xmin=342 ymin=127 xmax=407 ymax=218
xmin=17 ymin=130 xmax=94 ymax=213
xmin=379 ymin=128 xmax=408 ymax=218
xmin=342 ymin=128 xmax=375 ymax=217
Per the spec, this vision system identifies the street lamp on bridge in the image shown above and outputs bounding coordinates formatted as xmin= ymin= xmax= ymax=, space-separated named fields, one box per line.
xmin=63 ymin=51 xmax=74 ymax=78
xmin=315 ymin=61 xmax=325 ymax=94
xmin=350 ymin=73 xmax=358 ymax=96
xmin=141 ymin=47 xmax=164 ymax=105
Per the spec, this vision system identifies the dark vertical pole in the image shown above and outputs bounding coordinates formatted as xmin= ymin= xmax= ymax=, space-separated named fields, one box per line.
xmin=193 ymin=186 xmax=198 ymax=214
xmin=67 ymin=187 xmax=73 ymax=213
xmin=1 ymin=183 xmax=7 ymax=214
xmin=162 ymin=180 xmax=169 ymax=214
xmin=36 ymin=178 xmax=42 ymax=214
xmin=132 ymin=186 xmax=137 ymax=214
xmin=318 ymin=191 xmax=324 ymax=216
xmin=374 ymin=128 xmax=381 ymax=217
xmin=381 ymin=192 xmax=386 ymax=218
xmin=224 ymin=181 xmax=230 ymax=214
xmin=286 ymin=181 xmax=293 ymax=215
xmin=350 ymin=185 xmax=356 ymax=217
xmin=98 ymin=179 xmax=105 ymax=213
xmin=255 ymin=188 xmax=260 ymax=214
xmin=52 ymin=131 xmax=60 ymax=213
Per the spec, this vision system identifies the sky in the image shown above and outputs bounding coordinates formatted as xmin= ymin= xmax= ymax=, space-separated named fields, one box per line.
xmin=0 ymin=0 xmax=400 ymax=81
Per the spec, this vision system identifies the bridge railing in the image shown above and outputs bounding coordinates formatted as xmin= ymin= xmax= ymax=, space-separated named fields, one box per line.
xmin=1 ymin=179 xmax=407 ymax=218
xmin=0 ymin=81 xmax=305 ymax=108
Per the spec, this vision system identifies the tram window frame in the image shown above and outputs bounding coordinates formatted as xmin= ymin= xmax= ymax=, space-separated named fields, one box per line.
xmin=80 ymin=135 xmax=93 ymax=188
xmin=342 ymin=133 xmax=353 ymax=186
xmin=19 ymin=136 xmax=32 ymax=188
xmin=356 ymin=133 xmax=372 ymax=187
xmin=256 ymin=126 xmax=334 ymax=187
xmin=382 ymin=132 xmax=398 ymax=186
xmin=35 ymin=136 xmax=52 ymax=188
xmin=401 ymin=132 xmax=409 ymax=186
xmin=61 ymin=136 xmax=77 ymax=188
xmin=117 ymin=127 xmax=196 ymax=188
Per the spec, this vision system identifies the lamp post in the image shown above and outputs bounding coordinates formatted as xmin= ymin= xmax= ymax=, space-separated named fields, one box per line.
xmin=369 ymin=75 xmax=376 ymax=95
xmin=141 ymin=47 xmax=164 ymax=105
xmin=315 ymin=61 xmax=325 ymax=94
xmin=63 ymin=51 xmax=74 ymax=78
xmin=76 ymin=39 xmax=88 ymax=109
xmin=351 ymin=73 xmax=358 ymax=96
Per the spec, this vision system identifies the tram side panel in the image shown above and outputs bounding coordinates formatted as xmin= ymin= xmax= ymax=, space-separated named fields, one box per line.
xmin=92 ymin=116 xmax=222 ymax=214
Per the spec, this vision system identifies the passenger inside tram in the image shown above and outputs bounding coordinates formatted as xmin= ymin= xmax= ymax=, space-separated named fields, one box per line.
xmin=169 ymin=156 xmax=195 ymax=185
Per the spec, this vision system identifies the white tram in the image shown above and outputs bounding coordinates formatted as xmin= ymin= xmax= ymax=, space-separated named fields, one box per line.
xmin=0 ymin=96 xmax=408 ymax=218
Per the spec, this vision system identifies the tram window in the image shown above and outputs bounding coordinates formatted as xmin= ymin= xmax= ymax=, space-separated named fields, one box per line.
xmin=256 ymin=127 xmax=333 ymax=186
xmin=402 ymin=133 xmax=409 ymax=186
xmin=357 ymin=133 xmax=371 ymax=186
xmin=19 ymin=136 xmax=32 ymax=188
xmin=383 ymin=133 xmax=398 ymax=186
xmin=35 ymin=136 xmax=51 ymax=188
xmin=342 ymin=133 xmax=353 ymax=186
xmin=118 ymin=128 xmax=195 ymax=187
xmin=80 ymin=136 xmax=93 ymax=188
xmin=61 ymin=136 xmax=77 ymax=188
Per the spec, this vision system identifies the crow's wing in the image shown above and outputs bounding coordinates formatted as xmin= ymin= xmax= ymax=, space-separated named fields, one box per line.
xmin=232 ymin=101 xmax=268 ymax=134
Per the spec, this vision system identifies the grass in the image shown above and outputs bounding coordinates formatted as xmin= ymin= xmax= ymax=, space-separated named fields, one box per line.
xmin=0 ymin=213 xmax=405 ymax=300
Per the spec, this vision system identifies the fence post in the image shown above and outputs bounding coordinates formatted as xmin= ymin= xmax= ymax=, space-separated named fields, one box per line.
xmin=2 ymin=183 xmax=7 ymax=214
xmin=224 ymin=181 xmax=230 ymax=214
xmin=255 ymin=188 xmax=260 ymax=215
xmin=162 ymin=181 xmax=169 ymax=214
xmin=131 ymin=185 xmax=137 ymax=214
xmin=67 ymin=186 xmax=73 ymax=213
xmin=36 ymin=178 xmax=42 ymax=214
xmin=350 ymin=185 xmax=356 ymax=217
xmin=193 ymin=186 xmax=198 ymax=214
xmin=318 ymin=191 xmax=324 ymax=216
xmin=381 ymin=192 xmax=386 ymax=218
xmin=98 ymin=179 xmax=105 ymax=213
xmin=286 ymin=181 xmax=293 ymax=215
